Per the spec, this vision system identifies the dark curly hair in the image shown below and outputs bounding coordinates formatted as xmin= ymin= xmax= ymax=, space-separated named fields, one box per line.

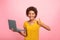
xmin=26 ymin=6 xmax=38 ymax=18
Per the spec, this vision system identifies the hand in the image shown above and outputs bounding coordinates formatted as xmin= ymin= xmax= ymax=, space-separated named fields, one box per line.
xmin=37 ymin=18 xmax=41 ymax=25
xmin=11 ymin=28 xmax=15 ymax=32
xmin=37 ymin=19 xmax=51 ymax=31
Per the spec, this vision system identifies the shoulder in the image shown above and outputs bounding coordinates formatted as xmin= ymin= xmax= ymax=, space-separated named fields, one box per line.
xmin=23 ymin=21 xmax=28 ymax=24
xmin=23 ymin=21 xmax=28 ymax=27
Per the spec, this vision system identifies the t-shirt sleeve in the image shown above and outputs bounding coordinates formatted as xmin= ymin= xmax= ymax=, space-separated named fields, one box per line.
xmin=23 ymin=21 xmax=26 ymax=28
xmin=23 ymin=21 xmax=27 ymax=31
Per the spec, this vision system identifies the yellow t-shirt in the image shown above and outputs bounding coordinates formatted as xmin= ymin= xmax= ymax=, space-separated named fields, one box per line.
xmin=23 ymin=20 xmax=40 ymax=40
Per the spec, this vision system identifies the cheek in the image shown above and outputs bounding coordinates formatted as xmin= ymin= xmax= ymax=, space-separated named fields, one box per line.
xmin=34 ymin=14 xmax=36 ymax=16
xmin=32 ymin=14 xmax=36 ymax=17
xmin=28 ymin=14 xmax=31 ymax=17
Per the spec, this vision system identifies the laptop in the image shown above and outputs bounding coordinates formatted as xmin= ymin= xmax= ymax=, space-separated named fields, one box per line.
xmin=8 ymin=19 xmax=20 ymax=32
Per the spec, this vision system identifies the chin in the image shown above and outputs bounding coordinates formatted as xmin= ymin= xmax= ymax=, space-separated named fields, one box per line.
xmin=30 ymin=18 xmax=35 ymax=20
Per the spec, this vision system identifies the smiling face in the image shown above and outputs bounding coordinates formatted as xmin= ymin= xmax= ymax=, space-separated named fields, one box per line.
xmin=28 ymin=10 xmax=36 ymax=20
xmin=26 ymin=6 xmax=38 ymax=20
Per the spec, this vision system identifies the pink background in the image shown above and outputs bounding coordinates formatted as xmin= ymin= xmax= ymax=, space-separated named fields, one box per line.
xmin=0 ymin=0 xmax=60 ymax=40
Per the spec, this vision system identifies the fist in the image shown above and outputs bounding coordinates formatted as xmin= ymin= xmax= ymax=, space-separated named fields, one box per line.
xmin=37 ymin=19 xmax=41 ymax=24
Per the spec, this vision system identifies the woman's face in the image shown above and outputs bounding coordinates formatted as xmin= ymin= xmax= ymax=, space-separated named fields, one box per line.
xmin=28 ymin=10 xmax=36 ymax=20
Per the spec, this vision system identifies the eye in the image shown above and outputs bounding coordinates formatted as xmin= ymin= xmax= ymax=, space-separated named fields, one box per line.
xmin=32 ymin=13 xmax=35 ymax=15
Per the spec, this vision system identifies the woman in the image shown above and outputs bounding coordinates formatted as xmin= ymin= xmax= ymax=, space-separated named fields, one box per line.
xmin=12 ymin=6 xmax=51 ymax=40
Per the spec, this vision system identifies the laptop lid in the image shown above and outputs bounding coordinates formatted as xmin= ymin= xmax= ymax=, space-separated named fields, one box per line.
xmin=8 ymin=19 xmax=17 ymax=31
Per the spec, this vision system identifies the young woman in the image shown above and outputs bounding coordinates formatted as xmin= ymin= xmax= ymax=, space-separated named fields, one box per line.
xmin=12 ymin=6 xmax=51 ymax=40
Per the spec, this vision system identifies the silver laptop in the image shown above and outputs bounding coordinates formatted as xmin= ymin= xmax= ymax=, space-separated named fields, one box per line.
xmin=8 ymin=19 xmax=25 ymax=32
xmin=8 ymin=19 xmax=19 ymax=32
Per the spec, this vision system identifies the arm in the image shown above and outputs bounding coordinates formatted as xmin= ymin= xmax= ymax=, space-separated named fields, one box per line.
xmin=18 ymin=27 xmax=27 ymax=37
xmin=37 ymin=19 xmax=51 ymax=31
xmin=11 ymin=27 xmax=27 ymax=37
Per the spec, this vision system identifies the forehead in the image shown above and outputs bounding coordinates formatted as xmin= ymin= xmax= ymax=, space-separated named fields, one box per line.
xmin=28 ymin=10 xmax=35 ymax=13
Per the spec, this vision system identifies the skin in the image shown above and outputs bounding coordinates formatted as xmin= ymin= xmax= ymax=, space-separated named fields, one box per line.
xmin=11 ymin=10 xmax=51 ymax=37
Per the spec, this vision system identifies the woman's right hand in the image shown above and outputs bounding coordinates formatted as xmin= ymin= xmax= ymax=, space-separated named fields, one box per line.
xmin=11 ymin=28 xmax=15 ymax=32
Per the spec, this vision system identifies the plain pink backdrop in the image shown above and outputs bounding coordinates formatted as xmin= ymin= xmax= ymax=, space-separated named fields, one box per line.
xmin=0 ymin=0 xmax=60 ymax=40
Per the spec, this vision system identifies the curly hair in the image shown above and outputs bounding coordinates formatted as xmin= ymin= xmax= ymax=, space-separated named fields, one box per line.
xmin=26 ymin=6 xmax=38 ymax=18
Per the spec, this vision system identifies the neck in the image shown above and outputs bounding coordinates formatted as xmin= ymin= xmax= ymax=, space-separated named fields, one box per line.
xmin=29 ymin=19 xmax=35 ymax=22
